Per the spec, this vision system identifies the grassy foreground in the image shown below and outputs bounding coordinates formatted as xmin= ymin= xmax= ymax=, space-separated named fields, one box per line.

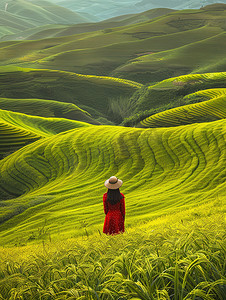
xmin=0 ymin=119 xmax=225 ymax=245
xmin=0 ymin=200 xmax=225 ymax=299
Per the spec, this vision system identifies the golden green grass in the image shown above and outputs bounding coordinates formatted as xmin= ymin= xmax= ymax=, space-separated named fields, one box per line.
xmin=0 ymin=200 xmax=225 ymax=299
xmin=0 ymin=108 xmax=91 ymax=159
xmin=140 ymin=88 xmax=226 ymax=127
xmin=0 ymin=97 xmax=99 ymax=124
xmin=121 ymin=71 xmax=226 ymax=126
xmin=0 ymin=66 xmax=141 ymax=123
xmin=0 ymin=119 xmax=225 ymax=245
xmin=0 ymin=6 xmax=225 ymax=83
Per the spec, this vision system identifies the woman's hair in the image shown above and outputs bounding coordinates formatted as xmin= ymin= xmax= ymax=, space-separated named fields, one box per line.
xmin=107 ymin=188 xmax=123 ymax=205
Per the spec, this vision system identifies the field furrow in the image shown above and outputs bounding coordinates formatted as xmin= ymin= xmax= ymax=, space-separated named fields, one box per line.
xmin=0 ymin=119 xmax=225 ymax=243
xmin=141 ymin=88 xmax=226 ymax=127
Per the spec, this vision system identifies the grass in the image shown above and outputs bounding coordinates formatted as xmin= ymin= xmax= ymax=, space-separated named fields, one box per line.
xmin=140 ymin=88 xmax=226 ymax=127
xmin=0 ymin=4 xmax=225 ymax=298
xmin=0 ymin=66 xmax=141 ymax=123
xmin=0 ymin=0 xmax=90 ymax=26
xmin=0 ymin=6 xmax=225 ymax=83
xmin=0 ymin=200 xmax=225 ymax=299
xmin=115 ymin=32 xmax=226 ymax=82
xmin=0 ymin=8 xmax=175 ymax=41
xmin=121 ymin=72 xmax=226 ymax=126
xmin=0 ymin=97 xmax=99 ymax=124
xmin=0 ymin=108 xmax=91 ymax=159
xmin=0 ymin=118 xmax=225 ymax=245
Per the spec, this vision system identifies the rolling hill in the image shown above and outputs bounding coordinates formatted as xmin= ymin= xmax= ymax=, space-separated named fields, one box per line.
xmin=0 ymin=118 xmax=225 ymax=245
xmin=0 ymin=97 xmax=99 ymax=124
xmin=140 ymin=88 xmax=226 ymax=127
xmin=0 ymin=7 xmax=176 ymax=41
xmin=0 ymin=108 xmax=91 ymax=159
xmin=0 ymin=0 xmax=94 ymax=39
xmin=0 ymin=4 xmax=225 ymax=83
xmin=0 ymin=67 xmax=142 ymax=124
xmin=0 ymin=2 xmax=225 ymax=298
xmin=0 ymin=0 xmax=91 ymax=24
xmin=120 ymin=72 xmax=226 ymax=126
xmin=53 ymin=0 xmax=224 ymax=20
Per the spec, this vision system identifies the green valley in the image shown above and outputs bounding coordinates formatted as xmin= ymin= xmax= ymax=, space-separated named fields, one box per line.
xmin=0 ymin=2 xmax=225 ymax=299
xmin=0 ymin=4 xmax=225 ymax=83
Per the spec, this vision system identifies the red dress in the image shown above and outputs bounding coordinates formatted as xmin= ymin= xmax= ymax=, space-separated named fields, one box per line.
xmin=103 ymin=193 xmax=125 ymax=235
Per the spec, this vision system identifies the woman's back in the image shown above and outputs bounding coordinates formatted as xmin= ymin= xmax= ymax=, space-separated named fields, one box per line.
xmin=103 ymin=192 xmax=125 ymax=234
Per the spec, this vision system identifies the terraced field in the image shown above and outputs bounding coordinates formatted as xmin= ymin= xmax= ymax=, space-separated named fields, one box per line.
xmin=140 ymin=88 xmax=226 ymax=127
xmin=0 ymin=118 xmax=225 ymax=245
xmin=121 ymin=72 xmax=226 ymax=126
xmin=0 ymin=8 xmax=175 ymax=41
xmin=0 ymin=97 xmax=98 ymax=124
xmin=0 ymin=108 xmax=91 ymax=159
xmin=0 ymin=67 xmax=142 ymax=123
xmin=0 ymin=5 xmax=225 ymax=83
xmin=0 ymin=3 xmax=225 ymax=298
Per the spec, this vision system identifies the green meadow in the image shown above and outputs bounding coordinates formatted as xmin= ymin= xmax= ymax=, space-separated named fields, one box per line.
xmin=0 ymin=4 xmax=226 ymax=82
xmin=0 ymin=3 xmax=225 ymax=299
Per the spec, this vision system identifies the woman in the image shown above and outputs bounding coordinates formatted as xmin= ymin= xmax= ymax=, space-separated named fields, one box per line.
xmin=103 ymin=176 xmax=125 ymax=235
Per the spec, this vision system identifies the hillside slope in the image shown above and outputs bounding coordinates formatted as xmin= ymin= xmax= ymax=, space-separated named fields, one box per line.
xmin=140 ymin=88 xmax=226 ymax=127
xmin=0 ymin=97 xmax=99 ymax=124
xmin=0 ymin=7 xmax=175 ymax=41
xmin=0 ymin=108 xmax=91 ymax=159
xmin=0 ymin=0 xmax=93 ymax=39
xmin=121 ymin=72 xmax=226 ymax=126
xmin=0 ymin=119 xmax=225 ymax=244
xmin=0 ymin=5 xmax=225 ymax=82
xmin=0 ymin=0 xmax=90 ymax=24
xmin=0 ymin=67 xmax=142 ymax=123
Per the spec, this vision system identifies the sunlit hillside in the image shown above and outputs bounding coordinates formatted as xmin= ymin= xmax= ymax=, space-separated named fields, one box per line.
xmin=0 ymin=119 xmax=225 ymax=245
xmin=0 ymin=4 xmax=225 ymax=83
xmin=0 ymin=97 xmax=100 ymax=125
xmin=0 ymin=108 xmax=91 ymax=159
xmin=0 ymin=2 xmax=225 ymax=299
xmin=0 ymin=66 xmax=141 ymax=124
xmin=121 ymin=72 xmax=226 ymax=126
xmin=140 ymin=88 xmax=226 ymax=127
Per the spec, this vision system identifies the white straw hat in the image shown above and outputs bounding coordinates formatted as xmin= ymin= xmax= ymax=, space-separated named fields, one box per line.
xmin=104 ymin=176 xmax=123 ymax=189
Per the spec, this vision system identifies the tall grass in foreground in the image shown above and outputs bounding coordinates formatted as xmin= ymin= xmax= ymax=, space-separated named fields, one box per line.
xmin=0 ymin=203 xmax=225 ymax=300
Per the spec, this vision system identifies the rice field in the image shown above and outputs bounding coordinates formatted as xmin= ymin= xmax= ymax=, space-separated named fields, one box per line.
xmin=0 ymin=200 xmax=225 ymax=299
xmin=0 ymin=73 xmax=225 ymax=300
xmin=0 ymin=67 xmax=141 ymax=122
xmin=150 ymin=72 xmax=226 ymax=89
xmin=0 ymin=108 xmax=91 ymax=159
xmin=0 ymin=118 xmax=225 ymax=245
xmin=0 ymin=97 xmax=90 ymax=120
xmin=140 ymin=88 xmax=226 ymax=127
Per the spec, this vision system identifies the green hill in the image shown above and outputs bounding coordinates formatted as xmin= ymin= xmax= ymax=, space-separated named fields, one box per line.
xmin=0 ymin=67 xmax=142 ymax=124
xmin=115 ymin=31 xmax=226 ymax=82
xmin=0 ymin=118 xmax=225 ymax=244
xmin=0 ymin=97 xmax=99 ymax=124
xmin=56 ymin=0 xmax=140 ymax=20
xmin=0 ymin=7 xmax=175 ymax=41
xmin=0 ymin=10 xmax=35 ymax=38
xmin=0 ymin=108 xmax=91 ymax=159
xmin=0 ymin=0 xmax=94 ymax=40
xmin=0 ymin=0 xmax=90 ymax=25
xmin=0 ymin=6 xmax=225 ymax=83
xmin=100 ymin=8 xmax=176 ymax=26
xmin=140 ymin=88 xmax=226 ymax=127
xmin=121 ymin=72 xmax=226 ymax=126
xmin=0 ymin=0 xmax=100 ymax=38
xmin=138 ymin=72 xmax=226 ymax=110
